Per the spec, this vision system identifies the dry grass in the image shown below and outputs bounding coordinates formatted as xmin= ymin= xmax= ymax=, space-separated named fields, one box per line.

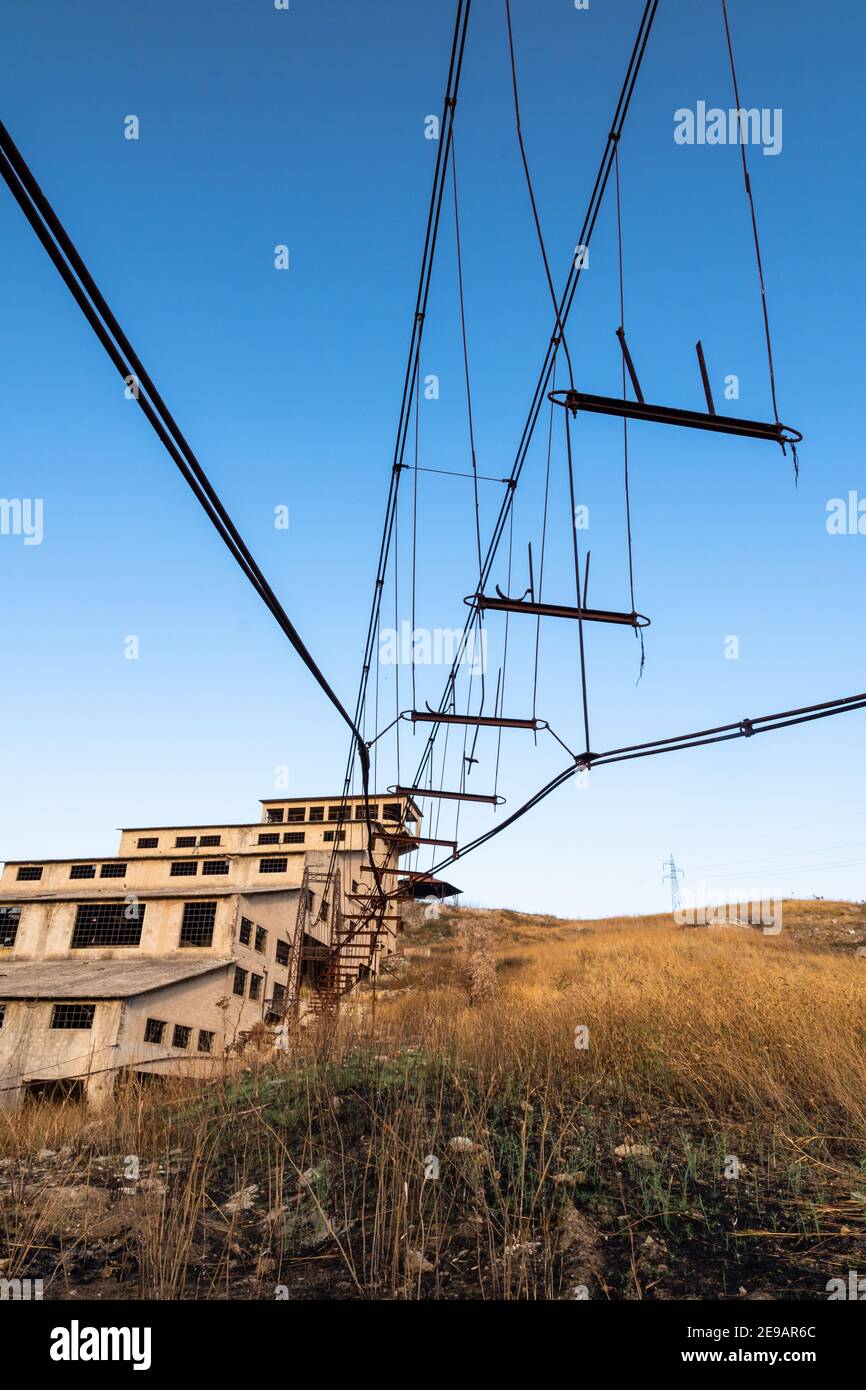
xmin=2 ymin=900 xmax=865 ymax=1300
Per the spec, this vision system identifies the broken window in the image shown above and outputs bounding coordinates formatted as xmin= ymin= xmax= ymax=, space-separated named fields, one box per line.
xmin=144 ymin=1018 xmax=166 ymax=1044
xmin=249 ymin=974 xmax=262 ymax=1001
xmin=266 ymin=808 xmax=284 ymax=824
xmin=271 ymin=982 xmax=286 ymax=1008
xmin=275 ymin=939 xmax=290 ymax=966
xmin=0 ymin=1004 xmax=5 ymax=1028
xmin=197 ymin=1030 xmax=214 ymax=1053
xmin=70 ymin=864 xmax=96 ymax=879
xmin=328 ymin=806 xmax=348 ymax=822
xmin=71 ymin=902 xmax=145 ymax=948
xmin=17 ymin=866 xmax=43 ymax=881
xmin=0 ymin=905 xmax=21 ymax=949
xmin=239 ymin=917 xmax=252 ymax=946
xmin=179 ymin=901 xmax=216 ymax=948
xmin=172 ymin=1024 xmax=191 ymax=1049
xmin=323 ymin=830 xmax=345 ymax=843
xmin=51 ymin=1003 xmax=95 ymax=1030
xmin=254 ymin=926 xmax=267 ymax=953
xmin=170 ymin=861 xmax=198 ymax=877
xmin=308 ymin=807 xmax=324 ymax=823
xmin=383 ymin=803 xmax=402 ymax=822
xmin=233 ymin=967 xmax=247 ymax=997
xmin=355 ymin=804 xmax=379 ymax=819
xmin=285 ymin=807 xmax=305 ymax=823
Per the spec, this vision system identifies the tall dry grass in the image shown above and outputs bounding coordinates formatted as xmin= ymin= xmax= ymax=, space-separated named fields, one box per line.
xmin=1 ymin=903 xmax=864 ymax=1299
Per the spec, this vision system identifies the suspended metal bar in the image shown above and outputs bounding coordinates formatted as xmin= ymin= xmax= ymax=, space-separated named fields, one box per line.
xmin=406 ymin=708 xmax=542 ymax=730
xmin=392 ymin=784 xmax=504 ymax=806
xmin=695 ymin=340 xmax=716 ymax=415
xmin=615 ymin=327 xmax=645 ymax=402
xmin=378 ymin=833 xmax=460 ymax=849
xmin=467 ymin=592 xmax=650 ymax=629
xmin=550 ymin=388 xmax=802 ymax=449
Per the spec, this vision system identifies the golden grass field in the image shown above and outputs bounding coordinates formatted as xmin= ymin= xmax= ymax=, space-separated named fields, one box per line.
xmin=2 ymin=899 xmax=865 ymax=1300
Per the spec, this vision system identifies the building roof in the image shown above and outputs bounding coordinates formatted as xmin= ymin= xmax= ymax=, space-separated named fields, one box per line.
xmin=0 ymin=958 xmax=232 ymax=1000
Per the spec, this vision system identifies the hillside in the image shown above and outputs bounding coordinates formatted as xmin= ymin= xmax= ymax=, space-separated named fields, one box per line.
xmin=2 ymin=899 xmax=866 ymax=1300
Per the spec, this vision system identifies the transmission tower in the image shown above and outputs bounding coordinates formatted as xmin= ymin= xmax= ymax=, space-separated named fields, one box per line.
xmin=662 ymin=853 xmax=684 ymax=913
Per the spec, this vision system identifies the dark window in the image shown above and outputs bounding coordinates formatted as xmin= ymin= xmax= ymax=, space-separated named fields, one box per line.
xmin=266 ymin=808 xmax=284 ymax=824
xmin=199 ymin=835 xmax=221 ymax=847
xmin=170 ymin=861 xmax=198 ymax=877
xmin=0 ymin=906 xmax=22 ymax=949
xmin=258 ymin=832 xmax=279 ymax=845
xmin=308 ymin=807 xmax=324 ymax=823
xmin=328 ymin=806 xmax=348 ymax=822
xmin=71 ymin=902 xmax=145 ymax=948
xmin=175 ymin=835 xmax=196 ymax=848
xmin=249 ymin=974 xmax=262 ymax=1001
xmin=383 ymin=803 xmax=402 ymax=822
xmin=197 ymin=1030 xmax=214 ymax=1054
xmin=271 ymin=982 xmax=286 ymax=1009
xmin=305 ymin=889 xmax=314 ymax=912
xmin=285 ymin=807 xmax=305 ymax=823
xmin=355 ymin=804 xmax=379 ymax=819
xmin=254 ymin=926 xmax=267 ymax=953
xmin=239 ymin=917 xmax=252 ymax=946
xmin=259 ymin=858 xmax=287 ymax=874
xmin=137 ymin=836 xmax=158 ymax=849
xmin=101 ymin=863 xmax=127 ymax=879
xmin=17 ymin=866 xmax=42 ymax=881
xmin=202 ymin=860 xmax=229 ymax=876
xmin=275 ymin=939 xmax=290 ymax=966
xmin=323 ymin=830 xmax=345 ymax=843
xmin=179 ymin=901 xmax=216 ymax=947
xmin=283 ymin=831 xmax=305 ymax=845
xmin=144 ymin=1018 xmax=166 ymax=1044
xmin=70 ymin=864 xmax=96 ymax=880
xmin=233 ymin=966 xmax=247 ymax=997
xmin=51 ymin=1003 xmax=95 ymax=1030
xmin=0 ymin=1004 xmax=5 ymax=1028
xmin=172 ymin=1024 xmax=192 ymax=1049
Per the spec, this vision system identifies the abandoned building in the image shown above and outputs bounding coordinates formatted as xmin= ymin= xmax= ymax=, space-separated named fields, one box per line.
xmin=0 ymin=792 xmax=421 ymax=1109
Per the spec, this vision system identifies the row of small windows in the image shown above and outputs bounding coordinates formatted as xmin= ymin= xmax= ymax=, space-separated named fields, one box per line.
xmin=233 ymin=966 xmax=264 ymax=1000
xmin=257 ymin=832 xmax=305 ymax=845
xmin=169 ymin=860 xmax=229 ymax=877
xmin=144 ymin=1017 xmax=214 ymax=1052
xmin=70 ymin=863 xmax=127 ymax=880
xmin=0 ymin=1002 xmax=220 ymax=1045
xmin=136 ymin=834 xmax=222 ymax=850
xmin=4 ymin=903 xmax=294 ymax=960
xmin=69 ymin=901 xmax=217 ymax=949
xmin=264 ymin=803 xmax=402 ymax=824
xmin=238 ymin=917 xmax=267 ymax=953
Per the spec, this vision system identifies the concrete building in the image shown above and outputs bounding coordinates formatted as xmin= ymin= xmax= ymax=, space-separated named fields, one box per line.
xmin=0 ymin=793 xmax=420 ymax=1109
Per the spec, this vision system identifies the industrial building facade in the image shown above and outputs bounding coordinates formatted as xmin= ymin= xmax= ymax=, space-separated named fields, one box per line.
xmin=0 ymin=793 xmax=420 ymax=1109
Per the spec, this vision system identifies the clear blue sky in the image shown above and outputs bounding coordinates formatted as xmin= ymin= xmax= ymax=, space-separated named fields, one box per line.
xmin=1 ymin=0 xmax=863 ymax=918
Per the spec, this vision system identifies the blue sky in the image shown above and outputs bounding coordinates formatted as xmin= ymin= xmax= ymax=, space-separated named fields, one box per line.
xmin=1 ymin=0 xmax=863 ymax=918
